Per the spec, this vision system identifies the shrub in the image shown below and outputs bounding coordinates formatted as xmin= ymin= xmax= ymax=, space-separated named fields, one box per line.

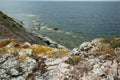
xmin=65 ymin=56 xmax=83 ymax=65
xmin=110 ymin=41 xmax=120 ymax=48
xmin=102 ymin=37 xmax=120 ymax=49
xmin=102 ymin=36 xmax=117 ymax=43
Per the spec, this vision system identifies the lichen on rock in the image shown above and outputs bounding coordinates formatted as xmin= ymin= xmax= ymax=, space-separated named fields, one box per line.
xmin=0 ymin=38 xmax=120 ymax=80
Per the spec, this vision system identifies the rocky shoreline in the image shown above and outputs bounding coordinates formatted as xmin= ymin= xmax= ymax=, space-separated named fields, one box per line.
xmin=0 ymin=11 xmax=45 ymax=45
xmin=23 ymin=18 xmax=69 ymax=50
xmin=0 ymin=12 xmax=120 ymax=80
xmin=14 ymin=14 xmax=80 ymax=49
xmin=0 ymin=11 xmax=67 ymax=50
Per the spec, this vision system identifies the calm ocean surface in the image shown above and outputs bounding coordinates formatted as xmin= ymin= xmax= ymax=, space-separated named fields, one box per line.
xmin=1 ymin=1 xmax=120 ymax=48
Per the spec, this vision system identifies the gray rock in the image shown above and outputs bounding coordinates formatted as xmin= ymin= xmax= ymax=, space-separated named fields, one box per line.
xmin=0 ymin=69 xmax=6 ymax=78
xmin=1 ymin=57 xmax=18 ymax=69
xmin=19 ymin=58 xmax=37 ymax=72
xmin=72 ymin=47 xmax=79 ymax=55
xmin=9 ymin=68 xmax=19 ymax=76
xmin=79 ymin=42 xmax=93 ymax=51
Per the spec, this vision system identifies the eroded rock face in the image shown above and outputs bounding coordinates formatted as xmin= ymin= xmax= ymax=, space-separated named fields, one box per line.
xmin=0 ymin=38 xmax=120 ymax=80
xmin=0 ymin=53 xmax=37 ymax=79
xmin=0 ymin=39 xmax=69 ymax=80
xmin=68 ymin=38 xmax=120 ymax=80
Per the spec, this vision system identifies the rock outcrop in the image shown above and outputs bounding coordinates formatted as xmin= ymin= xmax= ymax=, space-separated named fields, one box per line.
xmin=0 ymin=39 xmax=69 ymax=80
xmin=0 ymin=38 xmax=120 ymax=80
xmin=66 ymin=38 xmax=120 ymax=80
xmin=1 ymin=11 xmax=120 ymax=80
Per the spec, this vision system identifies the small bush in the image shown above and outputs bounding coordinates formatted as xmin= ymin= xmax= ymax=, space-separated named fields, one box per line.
xmin=102 ymin=37 xmax=120 ymax=49
xmin=102 ymin=36 xmax=117 ymax=43
xmin=110 ymin=41 xmax=120 ymax=48
xmin=65 ymin=56 xmax=83 ymax=65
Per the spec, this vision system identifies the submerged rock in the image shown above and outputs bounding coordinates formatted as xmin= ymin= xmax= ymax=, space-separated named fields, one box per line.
xmin=53 ymin=27 xmax=58 ymax=31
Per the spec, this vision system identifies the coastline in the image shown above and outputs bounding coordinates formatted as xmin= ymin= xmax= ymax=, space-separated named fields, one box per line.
xmin=0 ymin=12 xmax=120 ymax=80
xmin=0 ymin=38 xmax=120 ymax=80
xmin=12 ymin=14 xmax=69 ymax=50
xmin=9 ymin=14 xmax=83 ymax=49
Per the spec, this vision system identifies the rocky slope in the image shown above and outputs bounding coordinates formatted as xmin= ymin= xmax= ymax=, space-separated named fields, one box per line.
xmin=0 ymin=38 xmax=120 ymax=80
xmin=0 ymin=11 xmax=45 ymax=44
xmin=0 ymin=11 xmax=68 ymax=49
xmin=0 ymin=12 xmax=120 ymax=80
xmin=0 ymin=39 xmax=69 ymax=80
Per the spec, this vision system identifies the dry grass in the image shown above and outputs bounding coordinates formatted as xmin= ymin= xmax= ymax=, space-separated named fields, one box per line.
xmin=65 ymin=55 xmax=84 ymax=65
xmin=101 ymin=37 xmax=120 ymax=48
xmin=70 ymin=61 xmax=92 ymax=79
xmin=0 ymin=47 xmax=8 ymax=54
xmin=0 ymin=39 xmax=11 ymax=48
xmin=93 ymin=40 xmax=116 ymax=60
xmin=97 ymin=44 xmax=114 ymax=54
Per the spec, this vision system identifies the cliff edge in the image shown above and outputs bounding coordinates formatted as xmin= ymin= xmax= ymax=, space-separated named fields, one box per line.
xmin=0 ymin=11 xmax=45 ymax=45
xmin=0 ymin=12 xmax=120 ymax=80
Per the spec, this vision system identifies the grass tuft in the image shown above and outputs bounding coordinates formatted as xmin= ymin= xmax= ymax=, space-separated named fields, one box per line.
xmin=110 ymin=41 xmax=120 ymax=48
xmin=102 ymin=37 xmax=120 ymax=49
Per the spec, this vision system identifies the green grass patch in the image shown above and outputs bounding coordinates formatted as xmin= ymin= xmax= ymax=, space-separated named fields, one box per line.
xmin=110 ymin=41 xmax=120 ymax=48
xmin=102 ymin=37 xmax=120 ymax=49
xmin=102 ymin=36 xmax=117 ymax=43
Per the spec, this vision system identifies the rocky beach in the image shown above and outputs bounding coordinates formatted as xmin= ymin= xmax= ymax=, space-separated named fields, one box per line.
xmin=0 ymin=12 xmax=120 ymax=80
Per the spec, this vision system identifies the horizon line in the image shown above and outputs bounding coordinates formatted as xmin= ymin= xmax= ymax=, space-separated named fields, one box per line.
xmin=4 ymin=0 xmax=120 ymax=1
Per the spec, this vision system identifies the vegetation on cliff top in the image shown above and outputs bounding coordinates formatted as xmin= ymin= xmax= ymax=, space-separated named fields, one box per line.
xmin=0 ymin=11 xmax=45 ymax=45
xmin=102 ymin=37 xmax=120 ymax=48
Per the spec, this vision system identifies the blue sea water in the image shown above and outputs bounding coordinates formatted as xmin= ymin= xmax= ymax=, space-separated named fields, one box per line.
xmin=0 ymin=1 xmax=120 ymax=48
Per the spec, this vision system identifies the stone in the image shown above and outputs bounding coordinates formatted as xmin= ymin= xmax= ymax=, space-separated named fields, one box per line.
xmin=92 ymin=67 xmax=104 ymax=76
xmin=0 ymin=38 xmax=120 ymax=80
xmin=110 ymin=60 xmax=118 ymax=76
xmin=1 ymin=57 xmax=18 ymax=69
xmin=18 ymin=49 xmax=32 ymax=56
xmin=72 ymin=47 xmax=79 ymax=55
xmin=19 ymin=58 xmax=37 ymax=72
xmin=53 ymin=27 xmax=58 ymax=31
xmin=9 ymin=68 xmax=19 ymax=76
xmin=79 ymin=42 xmax=92 ymax=51
xmin=0 ymin=69 xmax=6 ymax=78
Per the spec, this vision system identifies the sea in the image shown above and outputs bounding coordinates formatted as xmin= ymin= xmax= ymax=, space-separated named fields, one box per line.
xmin=0 ymin=1 xmax=120 ymax=49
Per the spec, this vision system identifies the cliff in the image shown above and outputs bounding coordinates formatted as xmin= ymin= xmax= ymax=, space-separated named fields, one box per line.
xmin=0 ymin=11 xmax=45 ymax=45
xmin=0 ymin=38 xmax=120 ymax=80
xmin=0 ymin=12 xmax=120 ymax=80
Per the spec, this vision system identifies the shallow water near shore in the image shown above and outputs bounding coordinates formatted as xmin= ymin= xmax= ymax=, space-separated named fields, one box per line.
xmin=1 ymin=1 xmax=120 ymax=49
xmin=9 ymin=14 xmax=83 ymax=49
